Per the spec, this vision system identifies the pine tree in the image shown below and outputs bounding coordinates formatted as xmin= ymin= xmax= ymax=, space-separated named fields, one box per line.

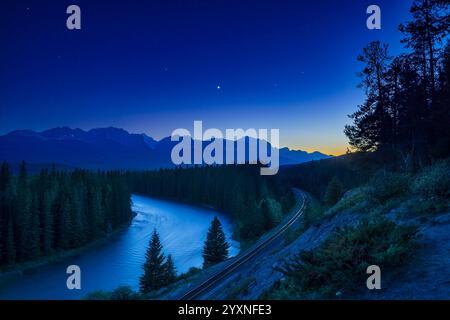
xmin=0 ymin=163 xmax=14 ymax=264
xmin=324 ymin=176 xmax=345 ymax=206
xmin=41 ymin=192 xmax=54 ymax=255
xmin=202 ymin=216 xmax=229 ymax=268
xmin=6 ymin=217 xmax=16 ymax=264
xmin=0 ymin=162 xmax=7 ymax=263
xmin=260 ymin=198 xmax=283 ymax=230
xmin=163 ymin=254 xmax=177 ymax=285
xmin=399 ymin=0 xmax=449 ymax=102
xmin=16 ymin=161 xmax=32 ymax=261
xmin=27 ymin=193 xmax=41 ymax=259
xmin=345 ymin=41 xmax=392 ymax=152
xmin=139 ymin=229 xmax=167 ymax=294
xmin=88 ymin=186 xmax=104 ymax=239
xmin=0 ymin=199 xmax=3 ymax=263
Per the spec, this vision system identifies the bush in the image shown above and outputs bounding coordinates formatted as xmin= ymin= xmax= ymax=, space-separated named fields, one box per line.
xmin=326 ymin=187 xmax=370 ymax=217
xmin=405 ymin=197 xmax=449 ymax=215
xmin=367 ymin=170 xmax=410 ymax=203
xmin=412 ymin=161 xmax=450 ymax=199
xmin=260 ymin=198 xmax=283 ymax=230
xmin=273 ymin=217 xmax=417 ymax=298
xmin=324 ymin=176 xmax=345 ymax=206
xmin=177 ymin=267 xmax=202 ymax=281
xmin=110 ymin=286 xmax=142 ymax=300
xmin=83 ymin=291 xmax=111 ymax=300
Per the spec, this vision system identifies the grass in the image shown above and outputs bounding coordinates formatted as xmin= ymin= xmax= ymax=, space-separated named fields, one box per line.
xmin=264 ymin=159 xmax=450 ymax=300
xmin=264 ymin=217 xmax=418 ymax=299
xmin=224 ymin=276 xmax=256 ymax=300
xmin=326 ymin=188 xmax=370 ymax=217
xmin=284 ymin=194 xmax=324 ymax=245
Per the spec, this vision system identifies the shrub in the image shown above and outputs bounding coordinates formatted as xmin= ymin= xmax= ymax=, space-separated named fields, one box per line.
xmin=405 ymin=197 xmax=449 ymax=215
xmin=324 ymin=176 xmax=345 ymax=206
xmin=110 ymin=286 xmax=142 ymax=300
xmin=83 ymin=290 xmax=111 ymax=300
xmin=326 ymin=187 xmax=370 ymax=217
xmin=260 ymin=198 xmax=283 ymax=230
xmin=177 ymin=267 xmax=202 ymax=281
xmin=412 ymin=161 xmax=450 ymax=199
xmin=275 ymin=217 xmax=418 ymax=298
xmin=367 ymin=170 xmax=410 ymax=203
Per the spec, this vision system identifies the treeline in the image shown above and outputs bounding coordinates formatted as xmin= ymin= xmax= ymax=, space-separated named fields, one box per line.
xmin=280 ymin=157 xmax=362 ymax=203
xmin=280 ymin=152 xmax=387 ymax=205
xmin=345 ymin=0 xmax=450 ymax=170
xmin=129 ymin=165 xmax=295 ymax=241
xmin=0 ymin=162 xmax=132 ymax=268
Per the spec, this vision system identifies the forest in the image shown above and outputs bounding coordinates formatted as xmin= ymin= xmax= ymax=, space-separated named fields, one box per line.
xmin=0 ymin=162 xmax=132 ymax=269
xmin=344 ymin=0 xmax=450 ymax=169
xmin=0 ymin=163 xmax=294 ymax=270
xmin=128 ymin=165 xmax=295 ymax=242
xmin=283 ymin=0 xmax=450 ymax=203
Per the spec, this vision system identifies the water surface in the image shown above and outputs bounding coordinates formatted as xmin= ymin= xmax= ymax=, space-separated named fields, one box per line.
xmin=0 ymin=195 xmax=239 ymax=299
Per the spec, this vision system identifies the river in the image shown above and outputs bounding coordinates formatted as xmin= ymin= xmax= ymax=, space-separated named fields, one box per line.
xmin=0 ymin=195 xmax=239 ymax=300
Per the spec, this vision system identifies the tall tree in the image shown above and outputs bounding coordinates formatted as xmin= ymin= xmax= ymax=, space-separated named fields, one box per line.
xmin=345 ymin=41 xmax=392 ymax=153
xmin=5 ymin=218 xmax=16 ymax=264
xmin=0 ymin=165 xmax=133 ymax=268
xmin=140 ymin=229 xmax=167 ymax=294
xmin=324 ymin=176 xmax=345 ymax=206
xmin=16 ymin=161 xmax=33 ymax=261
xmin=0 ymin=162 xmax=9 ymax=262
xmin=399 ymin=0 xmax=450 ymax=102
xmin=163 ymin=254 xmax=177 ymax=285
xmin=202 ymin=216 xmax=229 ymax=268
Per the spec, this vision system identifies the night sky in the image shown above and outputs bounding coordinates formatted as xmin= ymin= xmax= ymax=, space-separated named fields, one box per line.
xmin=0 ymin=0 xmax=413 ymax=155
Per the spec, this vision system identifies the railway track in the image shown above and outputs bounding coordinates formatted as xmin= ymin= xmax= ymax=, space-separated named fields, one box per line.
xmin=180 ymin=191 xmax=306 ymax=300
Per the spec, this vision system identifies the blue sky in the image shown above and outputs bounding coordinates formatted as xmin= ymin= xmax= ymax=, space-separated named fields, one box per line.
xmin=0 ymin=0 xmax=413 ymax=155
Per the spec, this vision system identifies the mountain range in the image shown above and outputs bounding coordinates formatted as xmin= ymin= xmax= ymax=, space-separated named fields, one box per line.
xmin=0 ymin=127 xmax=331 ymax=170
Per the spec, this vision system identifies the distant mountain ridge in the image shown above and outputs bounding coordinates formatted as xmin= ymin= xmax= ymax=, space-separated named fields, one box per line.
xmin=0 ymin=127 xmax=331 ymax=170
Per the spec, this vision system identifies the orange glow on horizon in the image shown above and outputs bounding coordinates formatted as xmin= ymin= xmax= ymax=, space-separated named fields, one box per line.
xmin=286 ymin=145 xmax=348 ymax=157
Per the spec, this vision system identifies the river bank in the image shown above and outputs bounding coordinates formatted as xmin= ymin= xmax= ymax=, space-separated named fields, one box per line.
xmin=0 ymin=217 xmax=134 ymax=283
xmin=0 ymin=195 xmax=238 ymax=299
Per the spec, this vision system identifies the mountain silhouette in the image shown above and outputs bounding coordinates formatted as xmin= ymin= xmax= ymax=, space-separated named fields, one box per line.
xmin=0 ymin=127 xmax=330 ymax=170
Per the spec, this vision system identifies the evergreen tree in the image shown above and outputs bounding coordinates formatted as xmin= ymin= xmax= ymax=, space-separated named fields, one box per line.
xmin=399 ymin=0 xmax=449 ymax=102
xmin=6 ymin=218 xmax=16 ymax=264
xmin=41 ymin=192 xmax=53 ymax=255
xmin=16 ymin=161 xmax=32 ymax=261
xmin=140 ymin=229 xmax=167 ymax=294
xmin=0 ymin=198 xmax=2 ymax=263
xmin=324 ymin=176 xmax=345 ymax=206
xmin=87 ymin=186 xmax=104 ymax=239
xmin=163 ymin=254 xmax=177 ymax=285
xmin=345 ymin=41 xmax=392 ymax=153
xmin=0 ymin=164 xmax=133 ymax=268
xmin=0 ymin=162 xmax=8 ymax=262
xmin=260 ymin=198 xmax=283 ymax=230
xmin=202 ymin=216 xmax=229 ymax=268
xmin=27 ymin=193 xmax=41 ymax=259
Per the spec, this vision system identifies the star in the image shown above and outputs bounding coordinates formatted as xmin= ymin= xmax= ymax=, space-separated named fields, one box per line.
xmin=217 ymin=85 xmax=221 ymax=90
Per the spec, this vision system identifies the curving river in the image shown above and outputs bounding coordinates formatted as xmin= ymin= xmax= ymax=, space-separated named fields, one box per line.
xmin=0 ymin=195 xmax=239 ymax=300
